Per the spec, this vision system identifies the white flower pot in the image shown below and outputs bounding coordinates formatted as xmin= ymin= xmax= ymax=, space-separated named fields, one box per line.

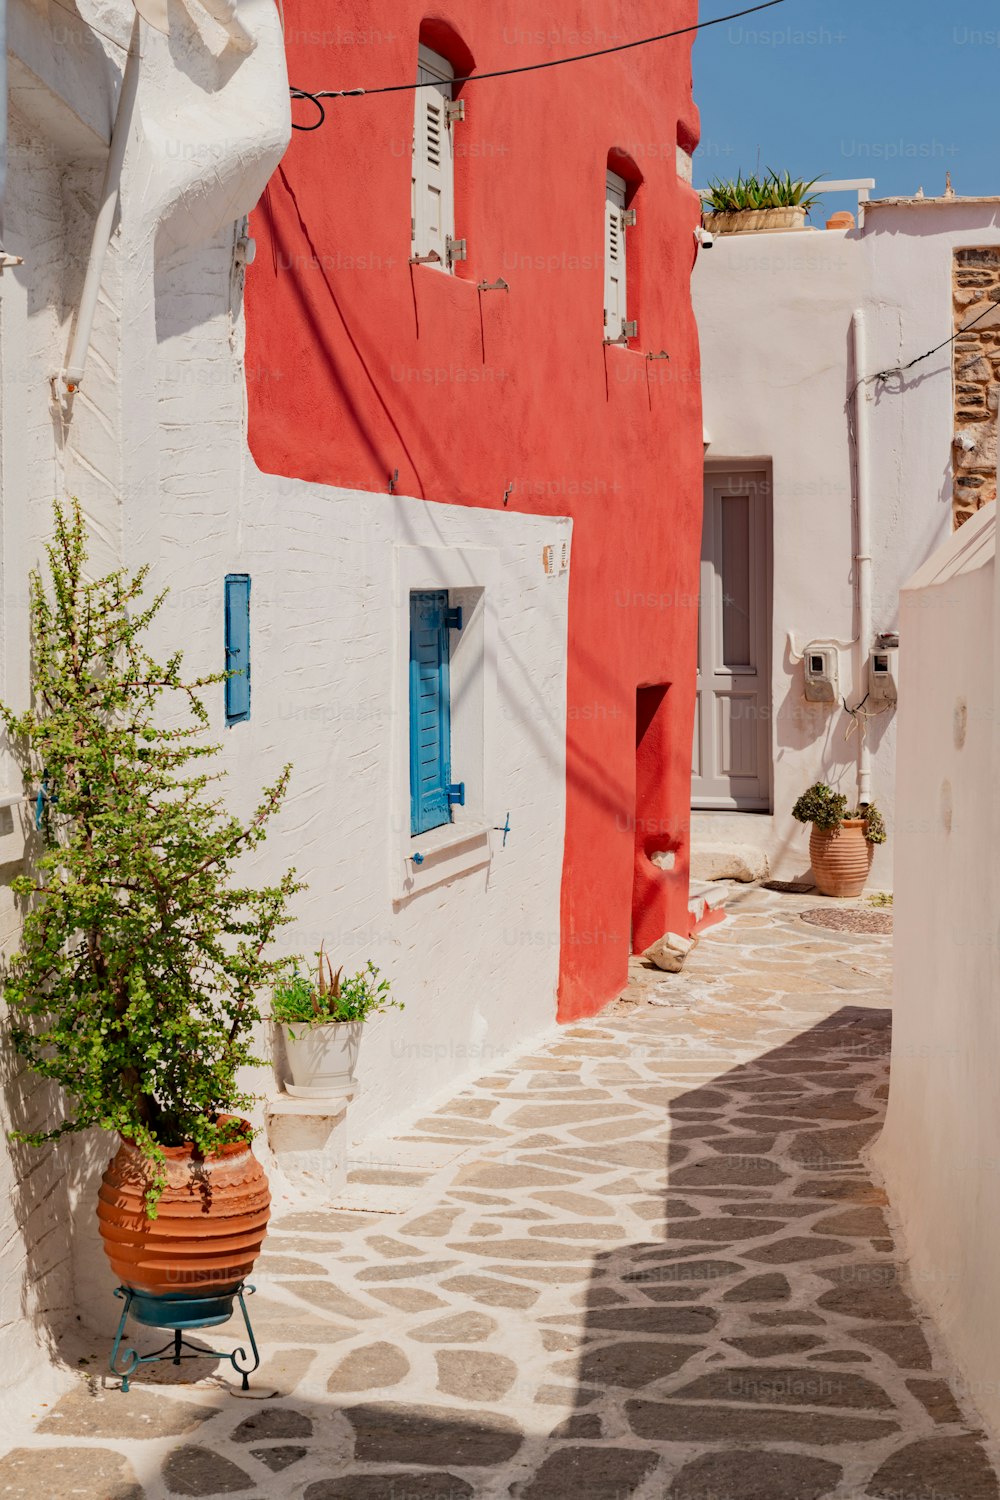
xmin=281 ymin=1020 xmax=363 ymax=1099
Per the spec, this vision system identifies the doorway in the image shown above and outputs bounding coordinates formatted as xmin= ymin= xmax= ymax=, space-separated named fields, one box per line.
xmin=632 ymin=683 xmax=672 ymax=955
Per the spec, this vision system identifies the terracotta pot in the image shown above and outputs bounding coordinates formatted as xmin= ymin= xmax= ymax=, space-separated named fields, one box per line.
xmin=703 ymin=205 xmax=807 ymax=235
xmin=809 ymin=819 xmax=873 ymax=898
xmin=98 ymin=1120 xmax=270 ymax=1298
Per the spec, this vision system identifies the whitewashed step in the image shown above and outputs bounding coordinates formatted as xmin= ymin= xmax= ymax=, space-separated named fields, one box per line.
xmin=688 ymin=878 xmax=742 ymax=925
xmin=691 ymin=843 xmax=769 ymax=883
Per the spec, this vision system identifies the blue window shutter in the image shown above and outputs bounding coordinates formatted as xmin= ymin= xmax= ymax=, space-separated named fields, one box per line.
xmin=224 ymin=574 xmax=251 ymax=724
xmin=409 ymin=590 xmax=452 ymax=835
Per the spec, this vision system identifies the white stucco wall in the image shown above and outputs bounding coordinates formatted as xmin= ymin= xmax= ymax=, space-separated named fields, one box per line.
xmin=874 ymin=502 xmax=1000 ymax=1437
xmin=0 ymin=0 xmax=570 ymax=1408
xmin=693 ymin=204 xmax=1000 ymax=885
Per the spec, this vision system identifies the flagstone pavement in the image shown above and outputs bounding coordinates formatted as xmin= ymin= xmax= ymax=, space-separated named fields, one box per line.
xmin=3 ymin=888 xmax=999 ymax=1499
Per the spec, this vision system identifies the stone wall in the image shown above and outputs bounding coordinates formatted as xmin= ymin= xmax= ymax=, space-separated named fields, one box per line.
xmin=952 ymin=246 xmax=1000 ymax=525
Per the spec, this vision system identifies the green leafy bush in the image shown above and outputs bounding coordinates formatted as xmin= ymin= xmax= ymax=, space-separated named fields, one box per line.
xmin=273 ymin=949 xmax=403 ymax=1031
xmin=792 ymin=783 xmax=848 ymax=831
xmin=862 ymin=803 xmax=887 ymax=845
xmin=2 ymin=501 xmax=301 ymax=1212
xmin=792 ymin=783 xmax=887 ymax=844
xmin=702 ymin=169 xmax=824 ymax=214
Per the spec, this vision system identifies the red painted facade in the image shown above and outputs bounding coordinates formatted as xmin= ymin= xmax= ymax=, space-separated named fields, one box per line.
xmin=246 ymin=2 xmax=704 ymax=1021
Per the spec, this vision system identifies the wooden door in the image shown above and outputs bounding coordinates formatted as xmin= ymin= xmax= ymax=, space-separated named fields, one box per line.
xmin=692 ymin=469 xmax=771 ymax=810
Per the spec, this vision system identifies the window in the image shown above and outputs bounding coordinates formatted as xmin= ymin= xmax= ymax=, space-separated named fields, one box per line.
xmin=395 ymin=549 xmax=496 ymax=896
xmin=411 ymin=45 xmax=463 ymax=270
xmin=604 ymin=169 xmax=629 ymax=340
xmin=224 ymin=574 xmax=251 ymax=724
xmin=409 ymin=590 xmax=464 ymax=834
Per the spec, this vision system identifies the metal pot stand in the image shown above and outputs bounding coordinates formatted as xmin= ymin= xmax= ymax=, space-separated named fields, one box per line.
xmin=109 ymin=1283 xmax=260 ymax=1392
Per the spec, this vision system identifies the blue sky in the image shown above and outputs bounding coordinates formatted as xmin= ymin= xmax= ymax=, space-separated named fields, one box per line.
xmin=692 ymin=0 xmax=999 ymax=218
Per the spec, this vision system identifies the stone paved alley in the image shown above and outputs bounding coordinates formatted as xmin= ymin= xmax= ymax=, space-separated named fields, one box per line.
xmin=2 ymin=889 xmax=999 ymax=1499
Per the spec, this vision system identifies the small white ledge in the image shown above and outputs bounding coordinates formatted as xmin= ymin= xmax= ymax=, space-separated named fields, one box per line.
xmin=265 ymin=1090 xmax=356 ymax=1117
xmin=395 ymin=821 xmax=492 ymax=901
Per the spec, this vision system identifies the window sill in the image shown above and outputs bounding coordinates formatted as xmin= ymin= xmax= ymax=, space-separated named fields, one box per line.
xmin=395 ymin=818 xmax=492 ymax=902
xmin=409 ymin=260 xmax=479 ymax=290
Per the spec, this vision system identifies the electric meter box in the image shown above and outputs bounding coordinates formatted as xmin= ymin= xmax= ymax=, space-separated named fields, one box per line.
xmin=803 ymin=642 xmax=840 ymax=704
xmin=869 ymin=643 xmax=899 ymax=705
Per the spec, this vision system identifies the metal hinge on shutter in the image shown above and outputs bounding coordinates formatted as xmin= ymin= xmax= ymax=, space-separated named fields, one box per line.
xmin=623 ymin=208 xmax=637 ymax=227
xmin=445 ymin=99 xmax=465 ymax=124
xmin=445 ymin=605 xmax=464 ymax=630
xmin=623 ymin=318 xmax=638 ymax=339
xmin=447 ymin=782 xmax=466 ymax=806
xmin=446 ymin=236 xmax=467 ymax=265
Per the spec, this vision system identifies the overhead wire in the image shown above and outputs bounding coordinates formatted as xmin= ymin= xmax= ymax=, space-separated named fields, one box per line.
xmin=846 ymin=291 xmax=1000 ymax=533
xmin=840 ymin=282 xmax=1000 ymax=734
xmin=290 ymin=0 xmax=789 ymax=130
xmin=849 ymin=292 xmax=1000 ymax=404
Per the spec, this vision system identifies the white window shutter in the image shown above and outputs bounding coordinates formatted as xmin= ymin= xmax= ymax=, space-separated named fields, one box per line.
xmin=412 ymin=46 xmax=456 ymax=268
xmin=604 ymin=170 xmax=627 ymax=338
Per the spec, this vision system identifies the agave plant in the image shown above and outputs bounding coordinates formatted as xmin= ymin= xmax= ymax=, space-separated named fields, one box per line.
xmin=311 ymin=943 xmax=344 ymax=1017
xmin=702 ymin=169 xmax=824 ymax=215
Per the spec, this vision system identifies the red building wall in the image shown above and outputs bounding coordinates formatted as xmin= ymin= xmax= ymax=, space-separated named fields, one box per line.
xmin=246 ymin=1 xmax=704 ymax=1022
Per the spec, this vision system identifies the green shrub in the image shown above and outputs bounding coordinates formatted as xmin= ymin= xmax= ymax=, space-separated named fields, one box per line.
xmin=862 ymin=803 xmax=887 ymax=845
xmin=792 ymin=783 xmax=888 ymax=845
xmin=2 ymin=501 xmax=301 ymax=1213
xmin=792 ymin=783 xmax=848 ymax=831
xmin=273 ymin=950 xmax=403 ymax=1032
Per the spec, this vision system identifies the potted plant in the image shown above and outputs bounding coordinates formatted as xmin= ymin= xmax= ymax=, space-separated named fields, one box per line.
xmin=792 ymin=783 xmax=887 ymax=898
xmin=702 ymin=169 xmax=823 ymax=235
xmin=273 ymin=948 xmax=403 ymax=1098
xmin=2 ymin=502 xmax=300 ymax=1323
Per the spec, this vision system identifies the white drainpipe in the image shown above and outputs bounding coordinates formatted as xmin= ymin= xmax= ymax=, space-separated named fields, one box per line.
xmin=852 ymin=307 xmax=873 ymax=807
xmin=60 ymin=13 xmax=141 ymax=393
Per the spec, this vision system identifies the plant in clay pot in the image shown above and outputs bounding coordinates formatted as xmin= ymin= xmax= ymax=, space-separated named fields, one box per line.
xmin=792 ymin=782 xmax=887 ymax=898
xmin=702 ymin=169 xmax=824 ymax=234
xmin=272 ymin=946 xmax=403 ymax=1098
xmin=2 ymin=501 xmax=300 ymax=1323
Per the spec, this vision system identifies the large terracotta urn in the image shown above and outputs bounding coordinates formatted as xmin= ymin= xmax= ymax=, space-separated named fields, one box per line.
xmin=809 ymin=819 xmax=873 ymax=898
xmin=98 ymin=1120 xmax=270 ymax=1312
